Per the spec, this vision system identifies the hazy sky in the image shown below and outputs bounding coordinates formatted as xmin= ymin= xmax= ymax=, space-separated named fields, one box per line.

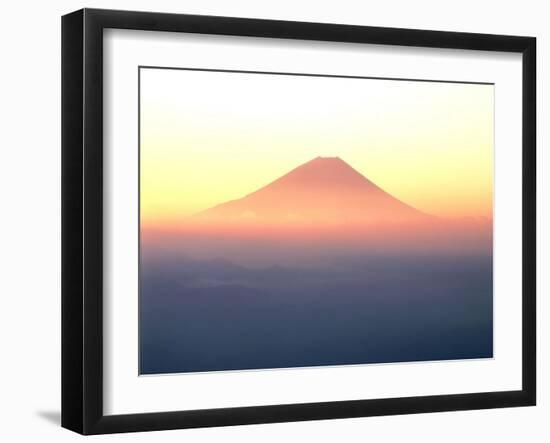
xmin=140 ymin=68 xmax=493 ymax=226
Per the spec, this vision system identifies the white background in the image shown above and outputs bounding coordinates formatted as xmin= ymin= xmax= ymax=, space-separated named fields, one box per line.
xmin=0 ymin=0 xmax=546 ymax=441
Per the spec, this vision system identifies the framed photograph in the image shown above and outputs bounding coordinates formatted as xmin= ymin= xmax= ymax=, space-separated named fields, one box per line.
xmin=62 ymin=8 xmax=536 ymax=434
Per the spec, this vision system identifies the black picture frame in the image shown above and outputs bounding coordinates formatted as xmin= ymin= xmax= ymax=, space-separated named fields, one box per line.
xmin=62 ymin=8 xmax=536 ymax=435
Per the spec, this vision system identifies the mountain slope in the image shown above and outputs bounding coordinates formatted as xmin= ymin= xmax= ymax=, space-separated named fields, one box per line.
xmin=195 ymin=157 xmax=429 ymax=224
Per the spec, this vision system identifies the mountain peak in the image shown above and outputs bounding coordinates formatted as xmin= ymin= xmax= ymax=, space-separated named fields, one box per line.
xmin=303 ymin=156 xmax=353 ymax=170
xmin=276 ymin=156 xmax=375 ymax=189
xmin=195 ymin=156 xmax=427 ymax=224
xmin=307 ymin=156 xmax=348 ymax=166
xmin=311 ymin=155 xmax=342 ymax=161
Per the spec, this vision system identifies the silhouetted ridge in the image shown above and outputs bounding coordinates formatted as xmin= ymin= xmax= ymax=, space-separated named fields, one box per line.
xmin=195 ymin=157 xmax=429 ymax=224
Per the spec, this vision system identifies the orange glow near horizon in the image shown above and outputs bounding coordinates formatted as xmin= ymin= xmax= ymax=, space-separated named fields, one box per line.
xmin=140 ymin=68 xmax=493 ymax=228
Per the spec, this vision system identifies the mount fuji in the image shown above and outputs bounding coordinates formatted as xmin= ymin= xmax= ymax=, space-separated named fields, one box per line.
xmin=196 ymin=156 xmax=429 ymax=225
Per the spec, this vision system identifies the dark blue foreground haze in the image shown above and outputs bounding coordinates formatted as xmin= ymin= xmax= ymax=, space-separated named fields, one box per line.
xmin=139 ymin=255 xmax=493 ymax=374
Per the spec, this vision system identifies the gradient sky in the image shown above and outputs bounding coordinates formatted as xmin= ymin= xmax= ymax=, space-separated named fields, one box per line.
xmin=140 ymin=68 xmax=493 ymax=226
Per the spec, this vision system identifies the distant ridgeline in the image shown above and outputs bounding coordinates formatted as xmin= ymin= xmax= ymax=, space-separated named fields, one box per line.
xmin=195 ymin=156 xmax=428 ymax=225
